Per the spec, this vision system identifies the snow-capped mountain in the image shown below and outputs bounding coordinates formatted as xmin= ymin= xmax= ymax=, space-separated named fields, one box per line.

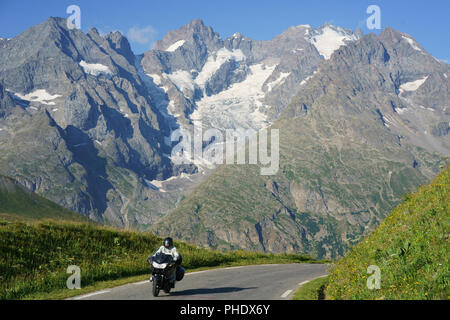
xmin=0 ymin=17 xmax=448 ymax=249
xmin=139 ymin=20 xmax=361 ymax=171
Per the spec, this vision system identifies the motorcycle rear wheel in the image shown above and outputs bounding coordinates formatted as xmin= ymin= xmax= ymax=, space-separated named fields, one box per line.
xmin=163 ymin=281 xmax=172 ymax=294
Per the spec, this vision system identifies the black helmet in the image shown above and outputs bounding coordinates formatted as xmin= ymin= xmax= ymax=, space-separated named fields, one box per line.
xmin=164 ymin=237 xmax=173 ymax=248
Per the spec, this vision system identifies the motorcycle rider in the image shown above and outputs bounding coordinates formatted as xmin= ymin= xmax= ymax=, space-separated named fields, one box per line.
xmin=149 ymin=237 xmax=182 ymax=287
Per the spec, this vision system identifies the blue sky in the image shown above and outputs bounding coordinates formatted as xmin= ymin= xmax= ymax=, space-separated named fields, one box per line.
xmin=0 ymin=0 xmax=448 ymax=61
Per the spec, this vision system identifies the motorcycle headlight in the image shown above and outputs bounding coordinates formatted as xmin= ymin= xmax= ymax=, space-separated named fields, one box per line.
xmin=152 ymin=262 xmax=168 ymax=269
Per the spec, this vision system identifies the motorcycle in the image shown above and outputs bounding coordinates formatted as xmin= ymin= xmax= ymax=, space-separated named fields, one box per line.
xmin=148 ymin=252 xmax=184 ymax=297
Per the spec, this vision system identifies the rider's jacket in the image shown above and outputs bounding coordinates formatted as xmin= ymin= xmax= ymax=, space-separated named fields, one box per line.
xmin=153 ymin=245 xmax=180 ymax=261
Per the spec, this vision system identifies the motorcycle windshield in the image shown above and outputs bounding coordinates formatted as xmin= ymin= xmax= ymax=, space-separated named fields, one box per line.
xmin=153 ymin=253 xmax=174 ymax=265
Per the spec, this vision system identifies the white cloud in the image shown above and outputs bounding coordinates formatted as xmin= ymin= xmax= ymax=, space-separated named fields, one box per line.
xmin=127 ymin=25 xmax=157 ymax=47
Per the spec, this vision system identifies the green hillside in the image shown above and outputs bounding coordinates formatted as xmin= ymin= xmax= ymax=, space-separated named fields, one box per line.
xmin=325 ymin=166 xmax=449 ymax=299
xmin=0 ymin=175 xmax=89 ymax=222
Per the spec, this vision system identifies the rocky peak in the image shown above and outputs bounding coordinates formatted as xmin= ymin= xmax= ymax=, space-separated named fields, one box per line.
xmin=7 ymin=16 xmax=67 ymax=48
xmin=378 ymin=27 xmax=404 ymax=43
xmin=378 ymin=27 xmax=430 ymax=58
xmin=87 ymin=27 xmax=100 ymax=37
xmin=223 ymin=32 xmax=254 ymax=60
xmin=105 ymin=31 xmax=135 ymax=64
xmin=224 ymin=31 xmax=247 ymax=45
xmin=38 ymin=16 xmax=68 ymax=31
xmin=155 ymin=19 xmax=223 ymax=52
xmin=186 ymin=19 xmax=207 ymax=31
xmin=270 ymin=24 xmax=312 ymax=47
xmin=307 ymin=23 xmax=360 ymax=60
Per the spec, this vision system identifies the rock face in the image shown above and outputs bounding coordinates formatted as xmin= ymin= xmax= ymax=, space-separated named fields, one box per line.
xmin=283 ymin=28 xmax=450 ymax=155
xmin=0 ymin=17 xmax=179 ymax=226
xmin=0 ymin=84 xmax=15 ymax=117
xmin=0 ymin=17 xmax=448 ymax=258
xmin=153 ymin=28 xmax=449 ymax=259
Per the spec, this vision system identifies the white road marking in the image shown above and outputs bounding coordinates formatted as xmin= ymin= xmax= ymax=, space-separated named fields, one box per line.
xmin=298 ymin=274 xmax=328 ymax=287
xmin=278 ymin=275 xmax=329 ymax=299
xmin=219 ymin=266 xmax=244 ymax=271
xmin=299 ymin=274 xmax=328 ymax=286
xmin=133 ymin=280 xmax=149 ymax=285
xmin=72 ymin=290 xmax=111 ymax=300
xmin=298 ymin=280 xmax=310 ymax=286
xmin=281 ymin=290 xmax=293 ymax=298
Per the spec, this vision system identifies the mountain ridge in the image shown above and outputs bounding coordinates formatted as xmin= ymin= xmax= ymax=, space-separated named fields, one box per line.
xmin=0 ymin=174 xmax=90 ymax=222
xmin=0 ymin=17 xmax=448 ymax=259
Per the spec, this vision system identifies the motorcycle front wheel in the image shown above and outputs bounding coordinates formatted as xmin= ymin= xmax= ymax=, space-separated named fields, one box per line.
xmin=152 ymin=279 xmax=160 ymax=297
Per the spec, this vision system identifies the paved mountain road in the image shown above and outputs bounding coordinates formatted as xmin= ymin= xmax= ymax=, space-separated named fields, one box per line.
xmin=70 ymin=263 xmax=328 ymax=300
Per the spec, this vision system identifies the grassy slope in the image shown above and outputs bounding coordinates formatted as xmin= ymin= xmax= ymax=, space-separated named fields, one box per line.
xmin=0 ymin=220 xmax=321 ymax=300
xmin=0 ymin=175 xmax=89 ymax=223
xmin=292 ymin=276 xmax=329 ymax=300
xmin=325 ymin=166 xmax=449 ymax=300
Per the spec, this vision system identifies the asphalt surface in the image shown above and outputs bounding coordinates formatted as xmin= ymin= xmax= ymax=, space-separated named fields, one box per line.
xmin=70 ymin=263 xmax=328 ymax=300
